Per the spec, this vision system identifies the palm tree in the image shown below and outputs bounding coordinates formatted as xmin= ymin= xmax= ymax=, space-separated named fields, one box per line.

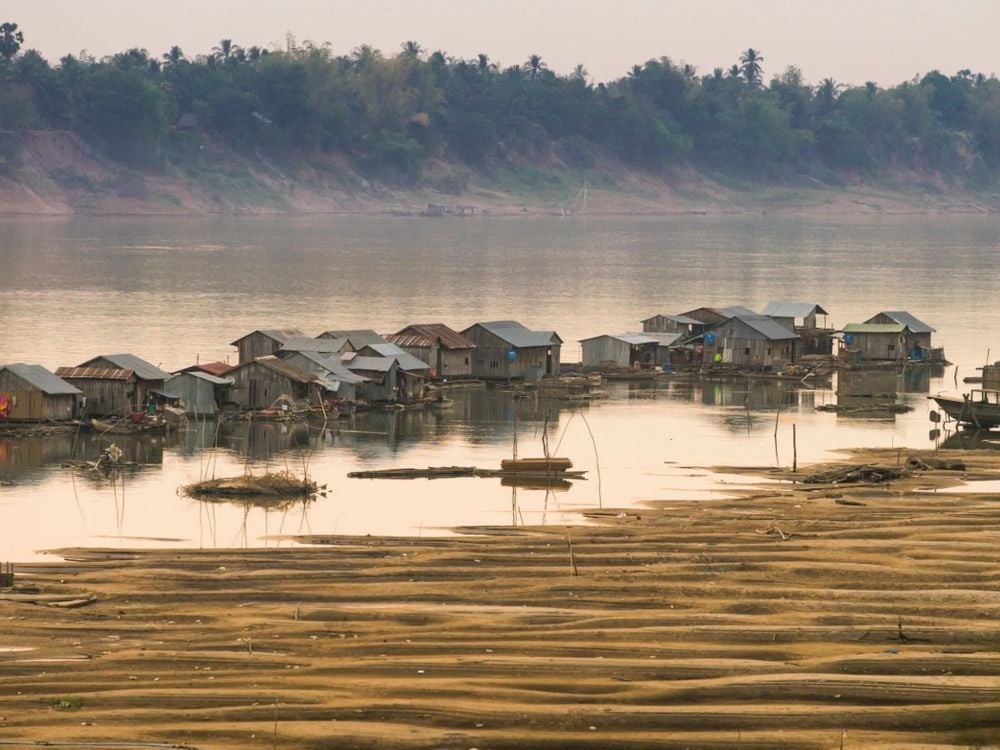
xmin=476 ymin=53 xmax=494 ymax=78
xmin=738 ymin=48 xmax=764 ymax=87
xmin=815 ymin=77 xmax=840 ymax=112
xmin=351 ymin=44 xmax=381 ymax=69
xmin=865 ymin=81 xmax=878 ymax=98
xmin=571 ymin=64 xmax=588 ymax=83
xmin=727 ymin=64 xmax=742 ymax=80
xmin=682 ymin=63 xmax=697 ymax=82
xmin=162 ymin=46 xmax=185 ymax=66
xmin=628 ymin=64 xmax=643 ymax=81
xmin=401 ymin=40 xmax=422 ymax=59
xmin=524 ymin=53 xmax=546 ymax=81
xmin=213 ymin=38 xmax=240 ymax=62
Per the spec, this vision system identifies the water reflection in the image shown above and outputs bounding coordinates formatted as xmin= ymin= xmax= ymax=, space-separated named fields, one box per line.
xmin=0 ymin=371 xmax=968 ymax=561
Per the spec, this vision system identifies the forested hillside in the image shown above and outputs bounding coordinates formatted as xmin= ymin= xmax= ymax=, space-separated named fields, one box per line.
xmin=2 ymin=20 xmax=1000 ymax=214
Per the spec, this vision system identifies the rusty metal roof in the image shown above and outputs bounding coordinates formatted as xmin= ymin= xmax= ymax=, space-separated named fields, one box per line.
xmin=395 ymin=323 xmax=476 ymax=350
xmin=229 ymin=328 xmax=307 ymax=347
xmin=386 ymin=333 xmax=435 ymax=349
xmin=56 ymin=366 xmax=134 ymax=381
xmin=79 ymin=354 xmax=171 ymax=382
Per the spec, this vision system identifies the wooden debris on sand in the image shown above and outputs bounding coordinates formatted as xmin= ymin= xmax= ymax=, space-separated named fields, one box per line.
xmin=905 ymin=456 xmax=966 ymax=471
xmin=802 ymin=464 xmax=908 ymax=484
xmin=183 ymin=472 xmax=317 ymax=499
xmin=0 ymin=592 xmax=97 ymax=608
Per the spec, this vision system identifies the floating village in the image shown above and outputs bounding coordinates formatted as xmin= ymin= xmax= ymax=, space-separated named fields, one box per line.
xmin=0 ymin=303 xmax=973 ymax=436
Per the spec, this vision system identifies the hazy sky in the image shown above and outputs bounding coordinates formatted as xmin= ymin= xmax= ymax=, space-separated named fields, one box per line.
xmin=6 ymin=0 xmax=998 ymax=86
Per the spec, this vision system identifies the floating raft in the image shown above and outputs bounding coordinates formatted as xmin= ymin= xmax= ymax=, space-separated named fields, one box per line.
xmin=348 ymin=466 xmax=476 ymax=479
xmin=348 ymin=458 xmax=586 ymax=483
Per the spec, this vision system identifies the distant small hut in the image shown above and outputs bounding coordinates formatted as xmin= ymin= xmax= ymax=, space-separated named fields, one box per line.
xmin=231 ymin=328 xmax=307 ymax=366
xmin=280 ymin=350 xmax=369 ymax=402
xmin=77 ymin=354 xmax=172 ymax=413
xmin=55 ymin=366 xmax=134 ymax=417
xmin=317 ymin=329 xmax=389 ymax=350
xmin=0 ymin=363 xmax=83 ymax=422
xmin=389 ymin=323 xmax=477 ymax=378
xmin=164 ymin=371 xmax=234 ymax=417
xmin=863 ymin=311 xmax=939 ymax=360
xmin=640 ymin=313 xmax=706 ymax=337
xmin=228 ymin=356 xmax=326 ymax=411
xmin=699 ymin=314 xmax=798 ymax=369
xmin=762 ymin=302 xmax=834 ymax=355
xmin=579 ymin=334 xmax=660 ymax=369
xmin=461 ymin=321 xmax=562 ymax=380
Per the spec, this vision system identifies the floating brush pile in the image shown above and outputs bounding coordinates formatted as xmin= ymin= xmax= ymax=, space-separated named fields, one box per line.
xmin=183 ymin=472 xmax=318 ymax=499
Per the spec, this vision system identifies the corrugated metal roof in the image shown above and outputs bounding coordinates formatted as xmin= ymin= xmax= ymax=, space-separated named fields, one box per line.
xmin=736 ymin=315 xmax=800 ymax=340
xmin=279 ymin=336 xmax=349 ymax=354
xmin=171 ymin=371 xmax=234 ymax=386
xmin=56 ymin=366 xmax=134 ymax=381
xmin=386 ymin=333 xmax=435 ymax=349
xmin=0 ymin=363 xmax=83 ymax=395
xmin=639 ymin=313 xmax=704 ymax=326
xmin=578 ymin=333 xmax=660 ymax=345
xmin=346 ymin=356 xmax=397 ymax=373
xmin=81 ymin=354 xmax=171 ymax=382
xmin=641 ymin=332 xmax=685 ymax=346
xmin=873 ymin=311 xmax=936 ymax=334
xmin=319 ymin=329 xmax=388 ymax=348
xmin=229 ymin=328 xmax=307 ymax=346
xmin=843 ymin=323 xmax=907 ymax=334
xmin=237 ymin=356 xmax=317 ymax=384
xmin=181 ymin=361 xmax=234 ymax=377
xmin=285 ymin=350 xmax=369 ymax=384
xmin=361 ymin=344 xmax=432 ymax=372
xmin=761 ymin=302 xmax=829 ymax=318
xmin=469 ymin=320 xmax=563 ymax=348
xmin=711 ymin=305 xmax=758 ymax=318
xmin=395 ymin=323 xmax=476 ymax=350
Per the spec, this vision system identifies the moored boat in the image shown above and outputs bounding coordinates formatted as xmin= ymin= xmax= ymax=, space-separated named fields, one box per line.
xmin=930 ymin=389 xmax=1000 ymax=429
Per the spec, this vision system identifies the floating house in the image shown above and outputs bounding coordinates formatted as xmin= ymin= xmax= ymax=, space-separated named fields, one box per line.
xmin=700 ymin=314 xmax=798 ymax=368
xmin=640 ymin=314 xmax=706 ymax=337
xmin=79 ymin=354 xmax=171 ymax=411
xmin=0 ymin=364 xmax=83 ymax=421
xmin=228 ymin=356 xmax=326 ymax=410
xmin=355 ymin=344 xmax=431 ymax=401
xmin=55 ymin=366 xmax=134 ymax=416
xmin=343 ymin=355 xmax=402 ymax=403
xmin=281 ymin=350 xmax=369 ymax=402
xmin=762 ymin=302 xmax=834 ymax=355
xmin=388 ymin=323 xmax=477 ymax=378
xmin=680 ymin=306 xmax=758 ymax=329
xmin=863 ymin=312 xmax=938 ymax=359
xmin=164 ymin=371 xmax=234 ymax=417
xmin=841 ymin=323 xmax=911 ymax=361
xmin=579 ymin=334 xmax=661 ymax=369
xmin=231 ymin=328 xmax=307 ymax=365
xmin=461 ymin=321 xmax=562 ymax=380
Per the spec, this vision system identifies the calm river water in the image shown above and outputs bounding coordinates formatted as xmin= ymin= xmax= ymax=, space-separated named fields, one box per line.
xmin=1 ymin=214 xmax=998 ymax=560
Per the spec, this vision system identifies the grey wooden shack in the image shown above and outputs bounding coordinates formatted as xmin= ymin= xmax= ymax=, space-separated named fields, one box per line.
xmin=55 ymin=366 xmax=135 ymax=416
xmin=278 ymin=336 xmax=352 ymax=356
xmin=231 ymin=328 xmax=307 ymax=365
xmin=0 ymin=364 xmax=83 ymax=421
xmin=389 ymin=323 xmax=477 ymax=378
xmin=864 ymin=311 xmax=936 ymax=359
xmin=641 ymin=313 xmax=706 ymax=336
xmin=343 ymin=355 xmax=401 ymax=403
xmin=165 ymin=371 xmax=234 ymax=416
xmin=229 ymin=356 xmax=323 ymax=410
xmin=701 ymin=314 xmax=798 ymax=368
xmin=281 ymin=350 xmax=369 ymax=402
xmin=461 ymin=320 xmax=562 ymax=380
xmin=78 ymin=354 xmax=172 ymax=413
xmin=580 ymin=334 xmax=660 ymax=369
xmin=762 ymin=302 xmax=829 ymax=332
xmin=357 ymin=344 xmax=430 ymax=402
xmin=680 ymin=306 xmax=758 ymax=328
xmin=841 ymin=323 xmax=910 ymax=361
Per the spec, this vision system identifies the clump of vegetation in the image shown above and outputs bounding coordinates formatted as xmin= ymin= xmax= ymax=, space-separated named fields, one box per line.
xmin=51 ymin=696 xmax=83 ymax=711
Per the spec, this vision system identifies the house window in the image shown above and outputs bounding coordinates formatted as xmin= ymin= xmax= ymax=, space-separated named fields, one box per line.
xmin=465 ymin=357 xmax=469 ymax=365
xmin=887 ymin=344 xmax=896 ymax=354
xmin=767 ymin=348 xmax=772 ymax=356
xmin=744 ymin=348 xmax=751 ymax=356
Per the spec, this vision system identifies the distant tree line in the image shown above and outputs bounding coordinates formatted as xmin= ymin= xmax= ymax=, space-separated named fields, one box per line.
xmin=3 ymin=21 xmax=1000 ymax=186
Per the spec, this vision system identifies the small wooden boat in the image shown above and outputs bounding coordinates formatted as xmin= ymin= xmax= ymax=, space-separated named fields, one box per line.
xmin=930 ymin=390 xmax=1000 ymax=429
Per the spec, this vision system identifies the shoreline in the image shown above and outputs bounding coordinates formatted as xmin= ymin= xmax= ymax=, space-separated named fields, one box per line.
xmin=2 ymin=447 xmax=999 ymax=748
